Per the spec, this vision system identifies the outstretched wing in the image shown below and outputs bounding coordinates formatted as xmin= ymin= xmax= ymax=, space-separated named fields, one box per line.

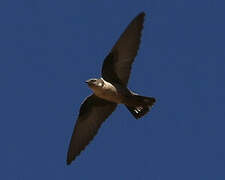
xmin=102 ymin=12 xmax=145 ymax=86
xmin=67 ymin=94 xmax=117 ymax=165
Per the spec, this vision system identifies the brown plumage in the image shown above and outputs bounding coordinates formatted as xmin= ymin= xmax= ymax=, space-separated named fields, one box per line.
xmin=67 ymin=12 xmax=156 ymax=165
xmin=67 ymin=95 xmax=116 ymax=165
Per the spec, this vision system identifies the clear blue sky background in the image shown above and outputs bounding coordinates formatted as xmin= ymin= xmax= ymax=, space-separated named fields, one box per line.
xmin=1 ymin=0 xmax=225 ymax=179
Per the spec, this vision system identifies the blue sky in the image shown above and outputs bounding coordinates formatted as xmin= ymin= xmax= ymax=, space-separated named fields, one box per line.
xmin=1 ymin=0 xmax=225 ymax=179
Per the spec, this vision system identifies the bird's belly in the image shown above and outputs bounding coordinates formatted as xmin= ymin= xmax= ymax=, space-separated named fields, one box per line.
xmin=93 ymin=86 xmax=123 ymax=104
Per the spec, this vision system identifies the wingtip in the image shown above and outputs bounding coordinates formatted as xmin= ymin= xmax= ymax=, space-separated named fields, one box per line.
xmin=135 ymin=12 xmax=146 ymax=26
xmin=139 ymin=11 xmax=146 ymax=16
xmin=66 ymin=160 xmax=70 ymax=165
xmin=66 ymin=159 xmax=72 ymax=165
xmin=136 ymin=12 xmax=145 ymax=19
xmin=66 ymin=154 xmax=74 ymax=165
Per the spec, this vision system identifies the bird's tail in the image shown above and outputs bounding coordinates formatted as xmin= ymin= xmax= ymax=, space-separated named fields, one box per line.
xmin=125 ymin=95 xmax=156 ymax=119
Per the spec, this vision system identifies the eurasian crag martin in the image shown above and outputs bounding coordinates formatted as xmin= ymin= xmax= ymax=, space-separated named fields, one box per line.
xmin=67 ymin=12 xmax=156 ymax=165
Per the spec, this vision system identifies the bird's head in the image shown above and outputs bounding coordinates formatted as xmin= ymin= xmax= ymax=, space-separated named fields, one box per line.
xmin=85 ymin=78 xmax=104 ymax=89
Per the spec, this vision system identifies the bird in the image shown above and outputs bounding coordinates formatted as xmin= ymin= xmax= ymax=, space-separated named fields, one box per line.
xmin=67 ymin=12 xmax=156 ymax=165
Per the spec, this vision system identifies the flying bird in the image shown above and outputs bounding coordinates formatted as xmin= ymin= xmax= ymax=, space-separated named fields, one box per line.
xmin=67 ymin=12 xmax=156 ymax=165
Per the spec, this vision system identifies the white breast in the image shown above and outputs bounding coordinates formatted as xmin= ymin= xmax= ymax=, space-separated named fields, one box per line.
xmin=92 ymin=80 xmax=123 ymax=103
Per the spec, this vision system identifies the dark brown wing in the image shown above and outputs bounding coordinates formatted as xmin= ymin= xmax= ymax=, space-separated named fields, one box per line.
xmin=102 ymin=12 xmax=145 ymax=86
xmin=67 ymin=94 xmax=117 ymax=165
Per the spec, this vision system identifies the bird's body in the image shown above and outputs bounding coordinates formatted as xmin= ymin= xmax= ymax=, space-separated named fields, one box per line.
xmin=87 ymin=78 xmax=129 ymax=104
xmin=67 ymin=12 xmax=156 ymax=165
xmin=87 ymin=78 xmax=155 ymax=108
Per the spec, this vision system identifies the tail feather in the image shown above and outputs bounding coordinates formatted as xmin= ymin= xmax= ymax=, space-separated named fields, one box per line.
xmin=126 ymin=95 xmax=156 ymax=119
